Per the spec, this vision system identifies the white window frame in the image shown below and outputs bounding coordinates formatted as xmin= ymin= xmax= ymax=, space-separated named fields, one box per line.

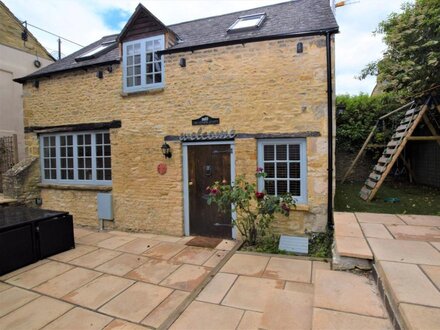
xmin=257 ymin=138 xmax=307 ymax=204
xmin=39 ymin=130 xmax=111 ymax=186
xmin=122 ymin=35 xmax=165 ymax=93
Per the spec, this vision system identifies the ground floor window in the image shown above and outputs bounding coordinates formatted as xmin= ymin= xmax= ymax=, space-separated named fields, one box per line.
xmin=257 ymin=138 xmax=307 ymax=203
xmin=40 ymin=131 xmax=111 ymax=185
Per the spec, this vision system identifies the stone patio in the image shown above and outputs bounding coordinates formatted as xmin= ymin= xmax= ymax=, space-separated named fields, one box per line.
xmin=0 ymin=227 xmax=235 ymax=329
xmin=334 ymin=212 xmax=440 ymax=329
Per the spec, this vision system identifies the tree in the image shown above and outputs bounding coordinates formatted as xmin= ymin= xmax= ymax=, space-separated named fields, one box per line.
xmin=359 ymin=0 xmax=440 ymax=99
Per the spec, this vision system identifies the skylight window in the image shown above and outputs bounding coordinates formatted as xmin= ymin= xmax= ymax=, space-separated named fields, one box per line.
xmin=228 ymin=13 xmax=266 ymax=32
xmin=75 ymin=39 xmax=117 ymax=62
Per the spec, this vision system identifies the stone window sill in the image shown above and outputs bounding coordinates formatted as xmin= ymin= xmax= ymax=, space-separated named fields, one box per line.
xmin=120 ymin=87 xmax=164 ymax=97
xmin=294 ymin=204 xmax=310 ymax=212
xmin=38 ymin=183 xmax=112 ymax=192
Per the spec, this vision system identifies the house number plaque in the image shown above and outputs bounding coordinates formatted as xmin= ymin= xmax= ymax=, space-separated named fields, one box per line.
xmin=192 ymin=115 xmax=220 ymax=126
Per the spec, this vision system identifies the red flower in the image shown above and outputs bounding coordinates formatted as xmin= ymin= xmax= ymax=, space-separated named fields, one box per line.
xmin=255 ymin=192 xmax=265 ymax=199
xmin=281 ymin=203 xmax=290 ymax=212
xmin=210 ymin=188 xmax=218 ymax=195
xmin=256 ymin=167 xmax=264 ymax=173
xmin=222 ymin=179 xmax=227 ymax=184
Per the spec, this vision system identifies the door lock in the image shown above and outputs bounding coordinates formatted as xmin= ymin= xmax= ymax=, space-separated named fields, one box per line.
xmin=205 ymin=165 xmax=212 ymax=177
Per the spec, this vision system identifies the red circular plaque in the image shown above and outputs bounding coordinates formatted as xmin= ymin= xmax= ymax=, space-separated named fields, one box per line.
xmin=157 ymin=163 xmax=167 ymax=175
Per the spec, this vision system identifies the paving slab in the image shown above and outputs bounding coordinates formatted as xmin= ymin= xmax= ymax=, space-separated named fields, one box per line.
xmin=0 ymin=282 xmax=11 ymax=292
xmin=49 ymin=244 xmax=98 ymax=262
xmin=99 ymin=282 xmax=172 ymax=323
xmin=221 ymin=253 xmax=269 ymax=276
xmin=335 ymin=235 xmax=373 ymax=259
xmin=311 ymin=261 xmax=331 ymax=283
xmin=149 ymin=234 xmax=182 ymax=243
xmin=284 ymin=281 xmax=314 ymax=294
xmin=215 ymin=239 xmax=236 ymax=251
xmin=196 ymin=272 xmax=237 ymax=304
xmin=368 ymin=238 xmax=440 ymax=265
xmin=170 ymin=246 xmax=215 ymax=265
xmin=96 ymin=253 xmax=148 ymax=276
xmin=0 ymin=287 xmax=40 ymax=317
xmin=6 ymin=261 xmax=73 ymax=289
xmin=203 ymin=250 xmax=229 ymax=268
xmin=312 ymin=308 xmax=393 ymax=330
xmin=236 ymin=311 xmax=263 ymax=330
xmin=335 ymin=221 xmax=364 ymax=238
xmin=0 ymin=296 xmax=72 ymax=330
xmin=76 ymin=232 xmax=114 ymax=245
xmin=104 ymin=319 xmax=149 ymax=330
xmin=221 ymin=275 xmax=284 ymax=312
xmin=386 ymin=224 xmax=440 ymax=241
xmin=378 ymin=261 xmax=440 ymax=308
xmin=334 ymin=212 xmax=358 ymax=225
xmin=355 ymin=212 xmax=404 ymax=225
xmin=420 ymin=265 xmax=440 ymax=290
xmin=143 ymin=242 xmax=186 ymax=260
xmin=116 ymin=238 xmax=160 ymax=254
xmin=262 ymin=257 xmax=312 ymax=283
xmin=142 ymin=290 xmax=189 ymax=328
xmin=169 ymin=301 xmax=243 ymax=330
xmin=160 ymin=264 xmax=211 ymax=291
xmin=0 ymin=260 xmax=49 ymax=281
xmin=360 ymin=223 xmax=394 ymax=239
xmin=260 ymin=288 xmax=313 ymax=330
xmin=69 ymin=249 xmax=122 ymax=269
xmin=314 ymin=270 xmax=387 ymax=318
xmin=125 ymin=258 xmax=181 ymax=284
xmin=62 ymin=274 xmax=134 ymax=309
xmin=399 ymin=303 xmax=440 ymax=330
xmin=97 ymin=235 xmax=138 ymax=249
xmin=398 ymin=214 xmax=440 ymax=227
xmin=34 ymin=267 xmax=102 ymax=298
xmin=42 ymin=307 xmax=113 ymax=330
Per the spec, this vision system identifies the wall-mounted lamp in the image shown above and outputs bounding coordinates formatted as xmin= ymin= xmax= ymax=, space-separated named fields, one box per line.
xmin=297 ymin=42 xmax=303 ymax=54
xmin=33 ymin=80 xmax=40 ymax=88
xmin=107 ymin=66 xmax=113 ymax=73
xmin=35 ymin=197 xmax=42 ymax=206
xmin=96 ymin=70 xmax=103 ymax=79
xmin=161 ymin=142 xmax=172 ymax=159
xmin=336 ymin=104 xmax=346 ymax=116
xmin=179 ymin=58 xmax=186 ymax=68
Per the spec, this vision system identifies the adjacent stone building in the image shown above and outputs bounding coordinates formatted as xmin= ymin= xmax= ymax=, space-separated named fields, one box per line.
xmin=15 ymin=0 xmax=338 ymax=238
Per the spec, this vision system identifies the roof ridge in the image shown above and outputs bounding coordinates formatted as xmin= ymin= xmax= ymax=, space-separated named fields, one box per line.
xmin=167 ymin=0 xmax=299 ymax=27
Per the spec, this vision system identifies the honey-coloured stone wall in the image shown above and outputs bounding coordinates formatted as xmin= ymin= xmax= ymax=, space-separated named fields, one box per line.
xmin=22 ymin=35 xmax=335 ymax=235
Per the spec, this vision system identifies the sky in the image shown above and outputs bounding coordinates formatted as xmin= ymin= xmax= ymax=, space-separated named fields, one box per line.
xmin=4 ymin=0 xmax=406 ymax=95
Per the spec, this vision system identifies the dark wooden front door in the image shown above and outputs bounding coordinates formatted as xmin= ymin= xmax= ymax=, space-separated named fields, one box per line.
xmin=188 ymin=144 xmax=232 ymax=238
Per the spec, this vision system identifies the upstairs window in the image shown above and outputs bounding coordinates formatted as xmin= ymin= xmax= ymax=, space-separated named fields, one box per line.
xmin=123 ymin=35 xmax=164 ymax=93
xmin=228 ymin=13 xmax=266 ymax=32
xmin=75 ymin=39 xmax=117 ymax=62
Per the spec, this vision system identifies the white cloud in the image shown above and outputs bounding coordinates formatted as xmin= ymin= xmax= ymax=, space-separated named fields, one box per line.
xmin=4 ymin=0 xmax=409 ymax=94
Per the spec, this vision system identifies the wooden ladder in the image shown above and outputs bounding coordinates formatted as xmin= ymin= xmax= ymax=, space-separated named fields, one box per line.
xmin=359 ymin=99 xmax=431 ymax=201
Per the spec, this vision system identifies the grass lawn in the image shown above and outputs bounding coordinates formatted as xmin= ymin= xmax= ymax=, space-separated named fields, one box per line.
xmin=335 ymin=181 xmax=440 ymax=215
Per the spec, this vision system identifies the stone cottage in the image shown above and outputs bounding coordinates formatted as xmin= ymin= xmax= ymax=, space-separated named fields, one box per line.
xmin=15 ymin=0 xmax=338 ymax=238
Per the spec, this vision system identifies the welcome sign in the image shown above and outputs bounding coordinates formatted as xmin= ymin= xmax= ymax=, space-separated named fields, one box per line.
xmin=179 ymin=128 xmax=236 ymax=141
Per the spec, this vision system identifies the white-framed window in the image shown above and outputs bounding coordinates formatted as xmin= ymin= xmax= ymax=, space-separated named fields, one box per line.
xmin=123 ymin=35 xmax=165 ymax=93
xmin=228 ymin=13 xmax=266 ymax=32
xmin=257 ymin=139 xmax=307 ymax=204
xmin=40 ymin=131 xmax=111 ymax=185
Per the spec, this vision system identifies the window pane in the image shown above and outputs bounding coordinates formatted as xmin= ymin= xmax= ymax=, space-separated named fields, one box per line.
xmin=134 ymin=54 xmax=140 ymax=64
xmin=154 ymin=62 xmax=161 ymax=72
xmin=127 ymin=56 xmax=133 ymax=66
xmin=104 ymin=133 xmax=110 ymax=144
xmin=96 ymin=146 xmax=102 ymax=156
xmin=127 ymin=67 xmax=133 ymax=76
xmin=127 ymin=77 xmax=133 ymax=87
xmin=104 ymin=146 xmax=111 ymax=156
xmin=135 ymin=76 xmax=141 ymax=86
xmin=127 ymin=45 xmax=133 ymax=55
xmin=85 ymin=135 xmax=91 ymax=144
xmin=96 ymin=134 xmax=102 ymax=144
xmin=264 ymin=163 xmax=274 ymax=178
xmin=289 ymin=163 xmax=300 ymax=178
xmin=97 ymin=158 xmax=103 ymax=168
xmin=134 ymin=43 xmax=140 ymax=54
xmin=146 ymin=53 xmax=153 ymax=62
xmin=277 ymin=180 xmax=288 ymax=194
xmin=277 ymin=163 xmax=287 ymax=178
xmin=265 ymin=180 xmax=275 ymax=195
xmin=264 ymin=145 xmax=274 ymax=161
xmin=105 ymin=170 xmax=112 ymax=180
xmin=154 ymin=74 xmax=162 ymax=83
xmin=290 ymin=180 xmax=301 ymax=196
xmin=276 ymin=145 xmax=287 ymax=160
xmin=104 ymin=157 xmax=111 ymax=168
xmin=146 ymin=41 xmax=153 ymax=51
xmin=97 ymin=170 xmax=103 ymax=180
xmin=146 ymin=63 xmax=153 ymax=73
xmin=134 ymin=66 xmax=141 ymax=75
xmin=146 ymin=75 xmax=153 ymax=84
xmin=289 ymin=145 xmax=300 ymax=161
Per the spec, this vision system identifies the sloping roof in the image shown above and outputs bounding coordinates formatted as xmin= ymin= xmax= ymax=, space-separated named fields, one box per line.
xmin=167 ymin=0 xmax=337 ymax=52
xmin=16 ymin=0 xmax=337 ymax=83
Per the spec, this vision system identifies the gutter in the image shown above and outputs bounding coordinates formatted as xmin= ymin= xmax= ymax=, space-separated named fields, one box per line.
xmin=326 ymin=31 xmax=335 ymax=230
xmin=159 ymin=27 xmax=339 ymax=55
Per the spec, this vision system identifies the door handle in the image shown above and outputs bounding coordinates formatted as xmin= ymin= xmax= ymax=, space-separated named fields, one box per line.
xmin=189 ymin=181 xmax=193 ymax=186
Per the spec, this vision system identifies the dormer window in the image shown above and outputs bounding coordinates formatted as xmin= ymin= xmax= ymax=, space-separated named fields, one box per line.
xmin=228 ymin=13 xmax=266 ymax=32
xmin=123 ymin=35 xmax=164 ymax=93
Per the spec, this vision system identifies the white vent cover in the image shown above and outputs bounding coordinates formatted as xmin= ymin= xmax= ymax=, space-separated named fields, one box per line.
xmin=279 ymin=235 xmax=308 ymax=254
xmin=97 ymin=193 xmax=113 ymax=220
